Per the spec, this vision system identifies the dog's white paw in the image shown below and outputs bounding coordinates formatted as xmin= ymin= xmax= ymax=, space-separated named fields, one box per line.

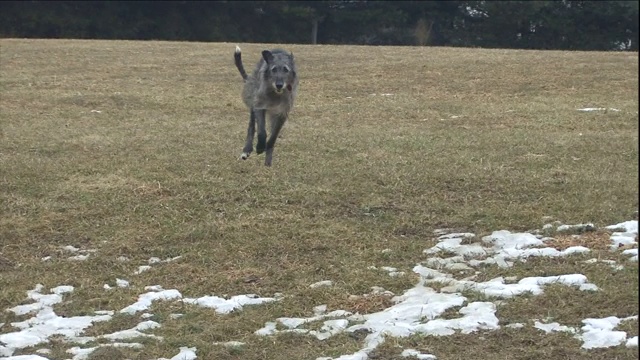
xmin=240 ymin=152 xmax=249 ymax=160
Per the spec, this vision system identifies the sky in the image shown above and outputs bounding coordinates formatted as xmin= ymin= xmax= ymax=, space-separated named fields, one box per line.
xmin=0 ymin=220 xmax=637 ymax=360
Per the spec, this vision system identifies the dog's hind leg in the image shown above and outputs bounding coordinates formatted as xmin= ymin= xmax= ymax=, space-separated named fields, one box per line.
xmin=255 ymin=109 xmax=267 ymax=154
xmin=240 ymin=110 xmax=256 ymax=160
xmin=264 ymin=114 xmax=287 ymax=167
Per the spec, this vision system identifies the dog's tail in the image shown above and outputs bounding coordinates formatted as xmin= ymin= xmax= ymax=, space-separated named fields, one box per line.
xmin=234 ymin=45 xmax=248 ymax=81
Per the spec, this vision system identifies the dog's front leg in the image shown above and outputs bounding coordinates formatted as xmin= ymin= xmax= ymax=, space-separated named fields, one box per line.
xmin=255 ymin=109 xmax=267 ymax=154
xmin=264 ymin=114 xmax=287 ymax=167
xmin=240 ymin=110 xmax=256 ymax=160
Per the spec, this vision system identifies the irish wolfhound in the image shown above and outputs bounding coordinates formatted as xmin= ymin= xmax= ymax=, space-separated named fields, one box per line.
xmin=234 ymin=45 xmax=299 ymax=166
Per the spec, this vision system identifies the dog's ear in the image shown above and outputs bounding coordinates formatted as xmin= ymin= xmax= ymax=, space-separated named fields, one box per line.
xmin=262 ymin=50 xmax=274 ymax=64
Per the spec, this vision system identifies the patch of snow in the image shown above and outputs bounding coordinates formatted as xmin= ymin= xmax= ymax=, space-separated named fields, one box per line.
xmin=101 ymin=321 xmax=162 ymax=341
xmin=579 ymin=316 xmax=629 ymax=349
xmin=3 ymin=355 xmax=51 ymax=360
xmin=120 ymin=289 xmax=183 ymax=315
xmin=577 ymin=107 xmax=621 ymax=112
xmin=483 ymin=230 xmax=544 ymax=250
xmin=606 ymin=220 xmax=638 ymax=233
xmin=67 ymin=343 xmax=144 ymax=360
xmin=0 ymin=285 xmax=113 ymax=357
xmin=158 ymin=346 xmax=197 ymax=360
xmin=556 ymin=223 xmax=596 ymax=232
xmin=579 ymin=283 xmax=600 ymax=292
xmin=610 ymin=232 xmax=638 ymax=250
xmin=213 ymin=341 xmax=245 ymax=348
xmin=314 ymin=305 xmax=328 ymax=315
xmin=4 ymin=220 xmax=637 ymax=359
xmin=258 ymin=268 xmax=501 ymax=359
xmin=310 ymin=280 xmax=333 ymax=288
xmin=379 ymin=266 xmax=405 ymax=277
xmin=606 ymin=220 xmax=638 ymax=250
xmin=434 ymin=270 xmax=597 ymax=298
xmin=534 ymin=321 xmax=577 ymax=334
xmin=583 ymin=258 xmax=624 ymax=271
xmin=134 ymin=265 xmax=152 ymax=274
xmin=183 ymin=294 xmax=278 ymax=314
xmin=622 ymin=248 xmax=638 ymax=261
xmin=401 ymin=349 xmax=437 ymax=359
xmin=256 ymin=223 xmax=619 ymax=360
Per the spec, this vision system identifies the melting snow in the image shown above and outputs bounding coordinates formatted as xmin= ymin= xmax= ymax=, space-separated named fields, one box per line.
xmin=369 ymin=266 xmax=406 ymax=277
xmin=534 ymin=315 xmax=638 ymax=349
xmin=606 ymin=220 xmax=638 ymax=233
xmin=213 ymin=341 xmax=245 ymax=348
xmin=534 ymin=321 xmax=577 ymax=334
xmin=101 ymin=320 xmax=162 ymax=341
xmin=555 ymin=223 xmax=596 ymax=232
xmin=0 ymin=285 xmax=113 ymax=357
xmin=577 ymin=107 xmax=621 ymax=112
xmin=182 ymin=294 xmax=278 ymax=314
xmin=61 ymin=246 xmax=96 ymax=261
xmin=158 ymin=346 xmax=197 ymax=360
xmin=602 ymin=220 xmax=638 ymax=251
xmin=253 ymin=220 xmax=637 ymax=360
xmin=67 ymin=342 xmax=144 ymax=360
xmin=2 ymin=220 xmax=637 ymax=359
xmin=579 ymin=316 xmax=637 ymax=349
xmin=584 ymin=258 xmax=624 ymax=271
xmin=134 ymin=265 xmax=152 ymax=274
xmin=401 ymin=349 xmax=437 ymax=359
xmin=1 ymin=283 xmax=279 ymax=359
xmin=622 ymin=248 xmax=638 ymax=261
xmin=310 ymin=280 xmax=334 ymax=288
xmin=120 ymin=289 xmax=183 ymax=315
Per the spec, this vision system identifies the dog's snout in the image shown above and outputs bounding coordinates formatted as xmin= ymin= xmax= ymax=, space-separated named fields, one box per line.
xmin=275 ymin=82 xmax=284 ymax=90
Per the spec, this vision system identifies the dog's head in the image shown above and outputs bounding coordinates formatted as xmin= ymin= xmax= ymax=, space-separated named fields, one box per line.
xmin=262 ymin=49 xmax=297 ymax=95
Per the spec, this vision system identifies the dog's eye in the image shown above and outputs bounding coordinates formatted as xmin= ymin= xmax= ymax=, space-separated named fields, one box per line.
xmin=283 ymin=67 xmax=289 ymax=73
xmin=270 ymin=67 xmax=277 ymax=73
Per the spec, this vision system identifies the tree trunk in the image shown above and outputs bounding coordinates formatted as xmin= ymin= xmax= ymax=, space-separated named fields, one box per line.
xmin=311 ymin=18 xmax=319 ymax=44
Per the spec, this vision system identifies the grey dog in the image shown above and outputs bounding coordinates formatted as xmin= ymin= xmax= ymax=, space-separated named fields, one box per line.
xmin=234 ymin=45 xmax=299 ymax=166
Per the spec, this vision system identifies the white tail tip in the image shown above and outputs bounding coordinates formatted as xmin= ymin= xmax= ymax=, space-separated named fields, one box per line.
xmin=235 ymin=45 xmax=241 ymax=54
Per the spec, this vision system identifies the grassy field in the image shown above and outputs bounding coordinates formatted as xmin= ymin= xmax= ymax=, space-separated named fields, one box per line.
xmin=0 ymin=39 xmax=638 ymax=360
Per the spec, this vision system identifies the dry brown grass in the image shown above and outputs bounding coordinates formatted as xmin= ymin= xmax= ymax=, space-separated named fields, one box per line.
xmin=1 ymin=39 xmax=638 ymax=359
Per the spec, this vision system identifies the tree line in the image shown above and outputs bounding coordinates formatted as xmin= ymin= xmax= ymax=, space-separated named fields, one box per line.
xmin=0 ymin=1 xmax=637 ymax=51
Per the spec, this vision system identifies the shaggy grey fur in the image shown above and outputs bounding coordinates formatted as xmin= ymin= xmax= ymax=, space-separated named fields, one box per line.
xmin=234 ymin=45 xmax=299 ymax=166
